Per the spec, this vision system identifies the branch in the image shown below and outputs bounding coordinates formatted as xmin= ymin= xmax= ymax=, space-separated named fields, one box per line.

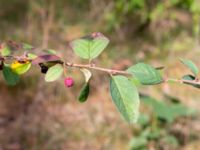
xmin=166 ymin=78 xmax=200 ymax=85
xmin=1 ymin=54 xmax=200 ymax=87
xmin=65 ymin=62 xmax=131 ymax=76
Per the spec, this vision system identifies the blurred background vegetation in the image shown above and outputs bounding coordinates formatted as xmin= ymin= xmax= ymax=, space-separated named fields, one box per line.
xmin=0 ymin=0 xmax=200 ymax=150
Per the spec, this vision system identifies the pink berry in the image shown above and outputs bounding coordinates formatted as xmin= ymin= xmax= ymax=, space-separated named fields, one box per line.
xmin=64 ymin=77 xmax=74 ymax=87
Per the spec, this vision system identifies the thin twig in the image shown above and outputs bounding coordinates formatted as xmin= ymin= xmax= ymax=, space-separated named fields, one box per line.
xmin=1 ymin=55 xmax=200 ymax=86
xmin=166 ymin=78 xmax=200 ymax=85
xmin=65 ymin=62 xmax=131 ymax=76
xmin=0 ymin=55 xmax=131 ymax=75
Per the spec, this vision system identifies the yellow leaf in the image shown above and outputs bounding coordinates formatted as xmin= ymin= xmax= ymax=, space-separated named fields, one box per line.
xmin=11 ymin=61 xmax=31 ymax=75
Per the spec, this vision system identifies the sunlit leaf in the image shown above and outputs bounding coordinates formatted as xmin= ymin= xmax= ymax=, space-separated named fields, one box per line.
xmin=127 ymin=63 xmax=163 ymax=85
xmin=70 ymin=32 xmax=109 ymax=60
xmin=11 ymin=61 xmax=31 ymax=75
xmin=45 ymin=64 xmax=63 ymax=82
xmin=110 ymin=75 xmax=140 ymax=123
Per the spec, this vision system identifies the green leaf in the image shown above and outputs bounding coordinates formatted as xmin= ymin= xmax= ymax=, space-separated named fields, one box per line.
xmin=129 ymin=136 xmax=147 ymax=150
xmin=129 ymin=77 xmax=141 ymax=86
xmin=127 ymin=63 xmax=163 ymax=85
xmin=182 ymin=74 xmax=200 ymax=89
xmin=70 ymin=32 xmax=109 ymax=60
xmin=11 ymin=61 xmax=31 ymax=75
xmin=1 ymin=45 xmax=11 ymax=56
xmin=3 ymin=65 xmax=20 ymax=86
xmin=110 ymin=75 xmax=140 ymax=123
xmin=147 ymin=128 xmax=162 ymax=140
xmin=137 ymin=113 xmax=150 ymax=126
xmin=142 ymin=97 xmax=174 ymax=123
xmin=90 ymin=34 xmax=109 ymax=59
xmin=79 ymin=83 xmax=90 ymax=103
xmin=45 ymin=64 xmax=63 ymax=82
xmin=142 ymin=96 xmax=196 ymax=123
xmin=180 ymin=59 xmax=199 ymax=76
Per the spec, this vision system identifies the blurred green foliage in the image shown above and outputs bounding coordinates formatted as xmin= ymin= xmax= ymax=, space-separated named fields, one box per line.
xmin=104 ymin=0 xmax=200 ymax=34
xmin=129 ymin=95 xmax=197 ymax=150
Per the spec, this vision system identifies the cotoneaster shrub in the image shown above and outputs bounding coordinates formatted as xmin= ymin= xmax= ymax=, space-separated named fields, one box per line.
xmin=0 ymin=32 xmax=199 ymax=123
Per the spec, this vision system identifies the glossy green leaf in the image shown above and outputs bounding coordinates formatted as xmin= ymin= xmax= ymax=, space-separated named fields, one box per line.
xmin=70 ymin=32 xmax=109 ymax=60
xmin=45 ymin=64 xmax=63 ymax=82
xmin=127 ymin=63 xmax=163 ymax=85
xmin=3 ymin=65 xmax=20 ymax=86
xmin=180 ymin=59 xmax=199 ymax=76
xmin=79 ymin=83 xmax=90 ymax=103
xmin=110 ymin=75 xmax=140 ymax=123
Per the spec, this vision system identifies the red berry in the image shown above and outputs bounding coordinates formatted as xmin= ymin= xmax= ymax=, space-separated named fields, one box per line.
xmin=64 ymin=77 xmax=74 ymax=87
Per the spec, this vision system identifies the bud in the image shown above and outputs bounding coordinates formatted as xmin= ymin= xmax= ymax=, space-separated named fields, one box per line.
xmin=64 ymin=77 xmax=74 ymax=87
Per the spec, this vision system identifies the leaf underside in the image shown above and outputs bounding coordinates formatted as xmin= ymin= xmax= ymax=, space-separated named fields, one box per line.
xmin=45 ymin=64 xmax=63 ymax=82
